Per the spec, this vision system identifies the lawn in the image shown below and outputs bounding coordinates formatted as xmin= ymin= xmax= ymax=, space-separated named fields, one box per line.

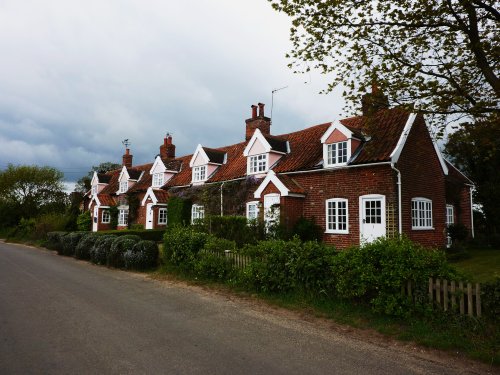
xmin=451 ymin=249 xmax=500 ymax=283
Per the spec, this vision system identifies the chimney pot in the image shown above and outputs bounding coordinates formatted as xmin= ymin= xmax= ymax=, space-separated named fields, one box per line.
xmin=251 ymin=105 xmax=257 ymax=119
xmin=258 ymin=103 xmax=265 ymax=117
xmin=122 ymin=149 xmax=133 ymax=168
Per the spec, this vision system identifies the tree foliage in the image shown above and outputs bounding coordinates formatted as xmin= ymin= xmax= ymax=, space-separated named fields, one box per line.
xmin=270 ymin=0 xmax=499 ymax=124
xmin=445 ymin=114 xmax=500 ymax=234
xmin=0 ymin=164 xmax=66 ymax=222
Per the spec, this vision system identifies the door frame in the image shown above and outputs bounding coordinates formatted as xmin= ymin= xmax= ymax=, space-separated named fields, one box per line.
xmin=145 ymin=203 xmax=154 ymax=230
xmin=359 ymin=194 xmax=386 ymax=244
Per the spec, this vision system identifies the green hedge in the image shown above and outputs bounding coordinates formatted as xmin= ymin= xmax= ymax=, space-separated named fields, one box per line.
xmin=97 ymin=229 xmax=166 ymax=242
xmin=167 ymin=196 xmax=192 ymax=226
xmin=107 ymin=235 xmax=141 ymax=268
xmin=123 ymin=240 xmax=159 ymax=270
xmin=90 ymin=235 xmax=116 ymax=265
xmin=195 ymin=215 xmax=265 ymax=246
xmin=60 ymin=232 xmax=85 ymax=256
xmin=331 ymin=237 xmax=461 ymax=317
xmin=75 ymin=233 xmax=100 ymax=260
xmin=163 ymin=225 xmax=208 ymax=270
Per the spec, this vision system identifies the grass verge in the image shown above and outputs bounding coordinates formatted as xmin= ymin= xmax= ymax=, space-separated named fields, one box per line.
xmin=451 ymin=249 xmax=500 ymax=283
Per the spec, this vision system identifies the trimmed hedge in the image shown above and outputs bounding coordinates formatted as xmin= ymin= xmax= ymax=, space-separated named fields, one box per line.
xmin=107 ymin=235 xmax=141 ymax=268
xmin=123 ymin=240 xmax=159 ymax=270
xmin=90 ymin=235 xmax=116 ymax=265
xmin=163 ymin=225 xmax=208 ymax=269
xmin=75 ymin=233 xmax=100 ymax=260
xmin=46 ymin=231 xmax=68 ymax=252
xmin=97 ymin=229 xmax=166 ymax=242
xmin=60 ymin=232 xmax=85 ymax=256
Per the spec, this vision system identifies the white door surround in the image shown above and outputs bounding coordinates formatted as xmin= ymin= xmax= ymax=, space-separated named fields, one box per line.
xmin=92 ymin=206 xmax=98 ymax=232
xmin=146 ymin=203 xmax=154 ymax=230
xmin=359 ymin=194 xmax=386 ymax=244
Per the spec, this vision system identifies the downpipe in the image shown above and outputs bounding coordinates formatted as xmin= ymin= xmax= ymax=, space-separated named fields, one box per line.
xmin=391 ymin=163 xmax=403 ymax=236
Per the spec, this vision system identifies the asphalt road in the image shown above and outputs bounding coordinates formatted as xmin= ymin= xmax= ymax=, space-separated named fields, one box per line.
xmin=0 ymin=241 xmax=492 ymax=375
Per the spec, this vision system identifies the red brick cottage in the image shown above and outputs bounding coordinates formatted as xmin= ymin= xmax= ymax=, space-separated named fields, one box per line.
xmin=83 ymin=95 xmax=473 ymax=249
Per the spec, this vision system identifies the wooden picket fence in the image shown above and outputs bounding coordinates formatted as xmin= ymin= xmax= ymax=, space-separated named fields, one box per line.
xmin=200 ymin=249 xmax=252 ymax=269
xmin=401 ymin=278 xmax=482 ymax=317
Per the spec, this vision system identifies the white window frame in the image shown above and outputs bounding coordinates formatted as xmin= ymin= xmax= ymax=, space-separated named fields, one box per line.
xmin=101 ymin=210 xmax=110 ymax=224
xmin=152 ymin=173 xmax=164 ymax=187
xmin=119 ymin=180 xmax=128 ymax=193
xmin=118 ymin=209 xmax=129 ymax=226
xmin=446 ymin=205 xmax=454 ymax=226
xmin=192 ymin=165 xmax=207 ymax=183
xmin=325 ymin=198 xmax=349 ymax=234
xmin=324 ymin=140 xmax=349 ymax=167
xmin=248 ymin=153 xmax=268 ymax=175
xmin=246 ymin=201 xmax=260 ymax=221
xmin=158 ymin=207 xmax=168 ymax=225
xmin=191 ymin=204 xmax=205 ymax=223
xmin=411 ymin=198 xmax=433 ymax=230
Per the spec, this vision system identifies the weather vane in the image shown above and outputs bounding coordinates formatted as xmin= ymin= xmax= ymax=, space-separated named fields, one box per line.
xmin=122 ymin=139 xmax=131 ymax=149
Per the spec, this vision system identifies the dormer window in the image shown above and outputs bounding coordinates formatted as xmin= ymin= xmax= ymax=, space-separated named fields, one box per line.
xmin=152 ymin=173 xmax=164 ymax=187
xmin=321 ymin=121 xmax=362 ymax=168
xmin=249 ymin=154 xmax=267 ymax=174
xmin=119 ymin=180 xmax=128 ymax=193
xmin=327 ymin=141 xmax=348 ymax=165
xmin=193 ymin=165 xmax=207 ymax=182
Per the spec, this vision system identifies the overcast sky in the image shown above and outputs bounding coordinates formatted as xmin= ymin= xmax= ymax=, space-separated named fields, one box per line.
xmin=0 ymin=0 xmax=348 ymax=184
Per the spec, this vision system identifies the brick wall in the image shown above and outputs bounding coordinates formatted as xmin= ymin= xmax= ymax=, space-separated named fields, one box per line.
xmin=397 ymin=115 xmax=447 ymax=248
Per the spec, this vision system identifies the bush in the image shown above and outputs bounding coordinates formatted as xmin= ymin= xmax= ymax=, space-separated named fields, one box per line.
xmin=163 ymin=225 xmax=208 ymax=270
xmin=482 ymin=277 xmax=500 ymax=321
xmin=196 ymin=216 xmax=266 ymax=246
xmin=90 ymin=235 xmax=116 ymax=265
xmin=239 ymin=237 xmax=336 ymax=294
xmin=167 ymin=197 xmax=192 ymax=226
xmin=123 ymin=240 xmax=159 ymax=270
xmin=34 ymin=213 xmax=69 ymax=240
xmin=46 ymin=231 xmax=68 ymax=252
xmin=60 ymin=232 xmax=85 ymax=256
xmin=203 ymin=235 xmax=236 ymax=253
xmin=331 ymin=237 xmax=461 ymax=317
xmin=75 ymin=233 xmax=100 ymax=260
xmin=292 ymin=217 xmax=323 ymax=242
xmin=195 ymin=252 xmax=234 ymax=281
xmin=8 ymin=218 xmax=36 ymax=240
xmin=107 ymin=235 xmax=141 ymax=268
xmin=77 ymin=211 xmax=92 ymax=231
xmin=96 ymin=229 xmax=166 ymax=242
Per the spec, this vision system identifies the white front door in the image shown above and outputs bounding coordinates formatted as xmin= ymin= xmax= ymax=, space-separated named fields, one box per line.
xmin=359 ymin=195 xmax=386 ymax=244
xmin=92 ymin=206 xmax=98 ymax=232
xmin=264 ymin=194 xmax=280 ymax=231
xmin=145 ymin=203 xmax=154 ymax=230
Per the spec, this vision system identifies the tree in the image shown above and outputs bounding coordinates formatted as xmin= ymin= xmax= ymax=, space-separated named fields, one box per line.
xmin=270 ymin=0 xmax=499 ymax=125
xmin=445 ymin=113 xmax=500 ymax=234
xmin=0 ymin=164 xmax=66 ymax=222
xmin=75 ymin=162 xmax=121 ymax=194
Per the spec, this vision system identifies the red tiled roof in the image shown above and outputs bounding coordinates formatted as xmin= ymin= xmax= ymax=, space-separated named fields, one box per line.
xmin=153 ymin=189 xmax=169 ymax=203
xmin=97 ymin=194 xmax=115 ymax=206
xmin=341 ymin=108 xmax=411 ymax=164
xmin=278 ymin=174 xmax=306 ymax=195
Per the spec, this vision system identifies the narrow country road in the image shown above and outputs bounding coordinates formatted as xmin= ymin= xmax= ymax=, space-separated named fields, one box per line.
xmin=0 ymin=241 xmax=492 ymax=374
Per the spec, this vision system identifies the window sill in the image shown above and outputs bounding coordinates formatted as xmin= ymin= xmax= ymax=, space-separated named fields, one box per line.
xmin=325 ymin=230 xmax=349 ymax=235
xmin=411 ymin=227 xmax=435 ymax=231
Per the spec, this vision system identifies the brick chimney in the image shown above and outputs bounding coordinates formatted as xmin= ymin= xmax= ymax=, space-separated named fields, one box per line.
xmin=160 ymin=134 xmax=176 ymax=160
xmin=361 ymin=82 xmax=389 ymax=116
xmin=245 ymin=102 xmax=271 ymax=141
xmin=122 ymin=148 xmax=133 ymax=168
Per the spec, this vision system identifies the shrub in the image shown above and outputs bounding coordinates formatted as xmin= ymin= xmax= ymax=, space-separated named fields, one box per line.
xmin=75 ymin=233 xmax=100 ymax=260
xmin=123 ymin=240 xmax=159 ymax=270
xmin=90 ymin=235 xmax=116 ymax=265
xmin=292 ymin=217 xmax=323 ymax=242
xmin=167 ymin=197 xmax=192 ymax=226
xmin=46 ymin=231 xmax=68 ymax=252
xmin=203 ymin=235 xmax=236 ymax=253
xmin=61 ymin=232 xmax=85 ymax=256
xmin=130 ymin=223 xmax=144 ymax=230
xmin=107 ymin=235 xmax=141 ymax=268
xmin=9 ymin=218 xmax=36 ymax=240
xmin=163 ymin=225 xmax=208 ymax=270
xmin=97 ymin=229 xmax=166 ymax=242
xmin=34 ymin=213 xmax=69 ymax=240
xmin=482 ymin=277 xmax=500 ymax=321
xmin=195 ymin=252 xmax=234 ymax=281
xmin=77 ymin=211 xmax=92 ymax=231
xmin=331 ymin=237 xmax=461 ymax=317
xmin=196 ymin=216 xmax=266 ymax=246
